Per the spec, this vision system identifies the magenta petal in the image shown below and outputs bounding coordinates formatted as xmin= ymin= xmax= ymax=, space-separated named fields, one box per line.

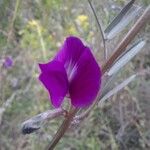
xmin=69 ymin=47 xmax=101 ymax=108
xmin=55 ymin=36 xmax=85 ymax=64
xmin=38 ymin=36 xmax=101 ymax=108
xmin=54 ymin=36 xmax=86 ymax=79
xmin=39 ymin=61 xmax=69 ymax=108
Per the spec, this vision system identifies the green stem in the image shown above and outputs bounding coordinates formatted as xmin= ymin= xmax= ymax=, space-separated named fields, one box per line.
xmin=7 ymin=0 xmax=20 ymax=42
xmin=36 ymin=23 xmax=46 ymax=60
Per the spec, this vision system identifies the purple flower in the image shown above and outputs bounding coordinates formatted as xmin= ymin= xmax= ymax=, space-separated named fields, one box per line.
xmin=3 ymin=56 xmax=13 ymax=68
xmin=39 ymin=36 xmax=101 ymax=108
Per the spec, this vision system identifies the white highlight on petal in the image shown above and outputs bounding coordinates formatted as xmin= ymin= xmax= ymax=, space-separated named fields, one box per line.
xmin=65 ymin=60 xmax=77 ymax=81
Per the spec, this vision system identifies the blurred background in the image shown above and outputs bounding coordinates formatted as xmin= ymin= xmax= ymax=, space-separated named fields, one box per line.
xmin=0 ymin=0 xmax=150 ymax=149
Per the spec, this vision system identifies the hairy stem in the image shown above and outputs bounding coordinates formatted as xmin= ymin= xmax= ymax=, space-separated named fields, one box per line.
xmin=46 ymin=107 xmax=78 ymax=150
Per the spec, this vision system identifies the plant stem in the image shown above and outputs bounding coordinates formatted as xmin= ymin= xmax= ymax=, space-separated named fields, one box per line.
xmin=45 ymin=6 xmax=150 ymax=150
xmin=75 ymin=6 xmax=150 ymax=121
xmin=88 ymin=0 xmax=106 ymax=59
xmin=36 ymin=23 xmax=47 ymax=60
xmin=102 ymin=6 xmax=150 ymax=73
xmin=7 ymin=0 xmax=20 ymax=42
xmin=46 ymin=107 xmax=78 ymax=150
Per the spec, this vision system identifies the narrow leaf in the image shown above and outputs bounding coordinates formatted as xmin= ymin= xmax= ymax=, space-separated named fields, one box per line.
xmin=101 ymin=74 xmax=118 ymax=97
xmin=98 ymin=74 xmax=137 ymax=107
xmin=105 ymin=4 xmax=142 ymax=40
xmin=105 ymin=6 xmax=141 ymax=39
xmin=105 ymin=0 xmax=136 ymax=33
xmin=107 ymin=40 xmax=146 ymax=76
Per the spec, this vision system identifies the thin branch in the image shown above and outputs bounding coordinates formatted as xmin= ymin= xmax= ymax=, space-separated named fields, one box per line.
xmin=0 ymin=90 xmax=21 ymax=124
xmin=7 ymin=0 xmax=20 ymax=42
xmin=36 ymin=23 xmax=47 ymax=60
xmin=88 ymin=0 xmax=107 ymax=59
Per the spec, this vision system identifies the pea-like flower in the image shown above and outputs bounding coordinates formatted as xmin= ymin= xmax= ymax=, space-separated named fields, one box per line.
xmin=39 ymin=36 xmax=101 ymax=108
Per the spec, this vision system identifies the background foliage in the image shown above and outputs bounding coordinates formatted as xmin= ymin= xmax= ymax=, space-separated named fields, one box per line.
xmin=0 ymin=0 xmax=150 ymax=149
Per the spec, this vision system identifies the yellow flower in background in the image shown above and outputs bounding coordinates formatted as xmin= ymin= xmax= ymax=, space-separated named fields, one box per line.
xmin=27 ymin=20 xmax=45 ymax=33
xmin=75 ymin=15 xmax=89 ymax=30
xmin=28 ymin=20 xmax=38 ymax=27
xmin=68 ymin=26 xmax=77 ymax=35
xmin=76 ymin=15 xmax=88 ymax=23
